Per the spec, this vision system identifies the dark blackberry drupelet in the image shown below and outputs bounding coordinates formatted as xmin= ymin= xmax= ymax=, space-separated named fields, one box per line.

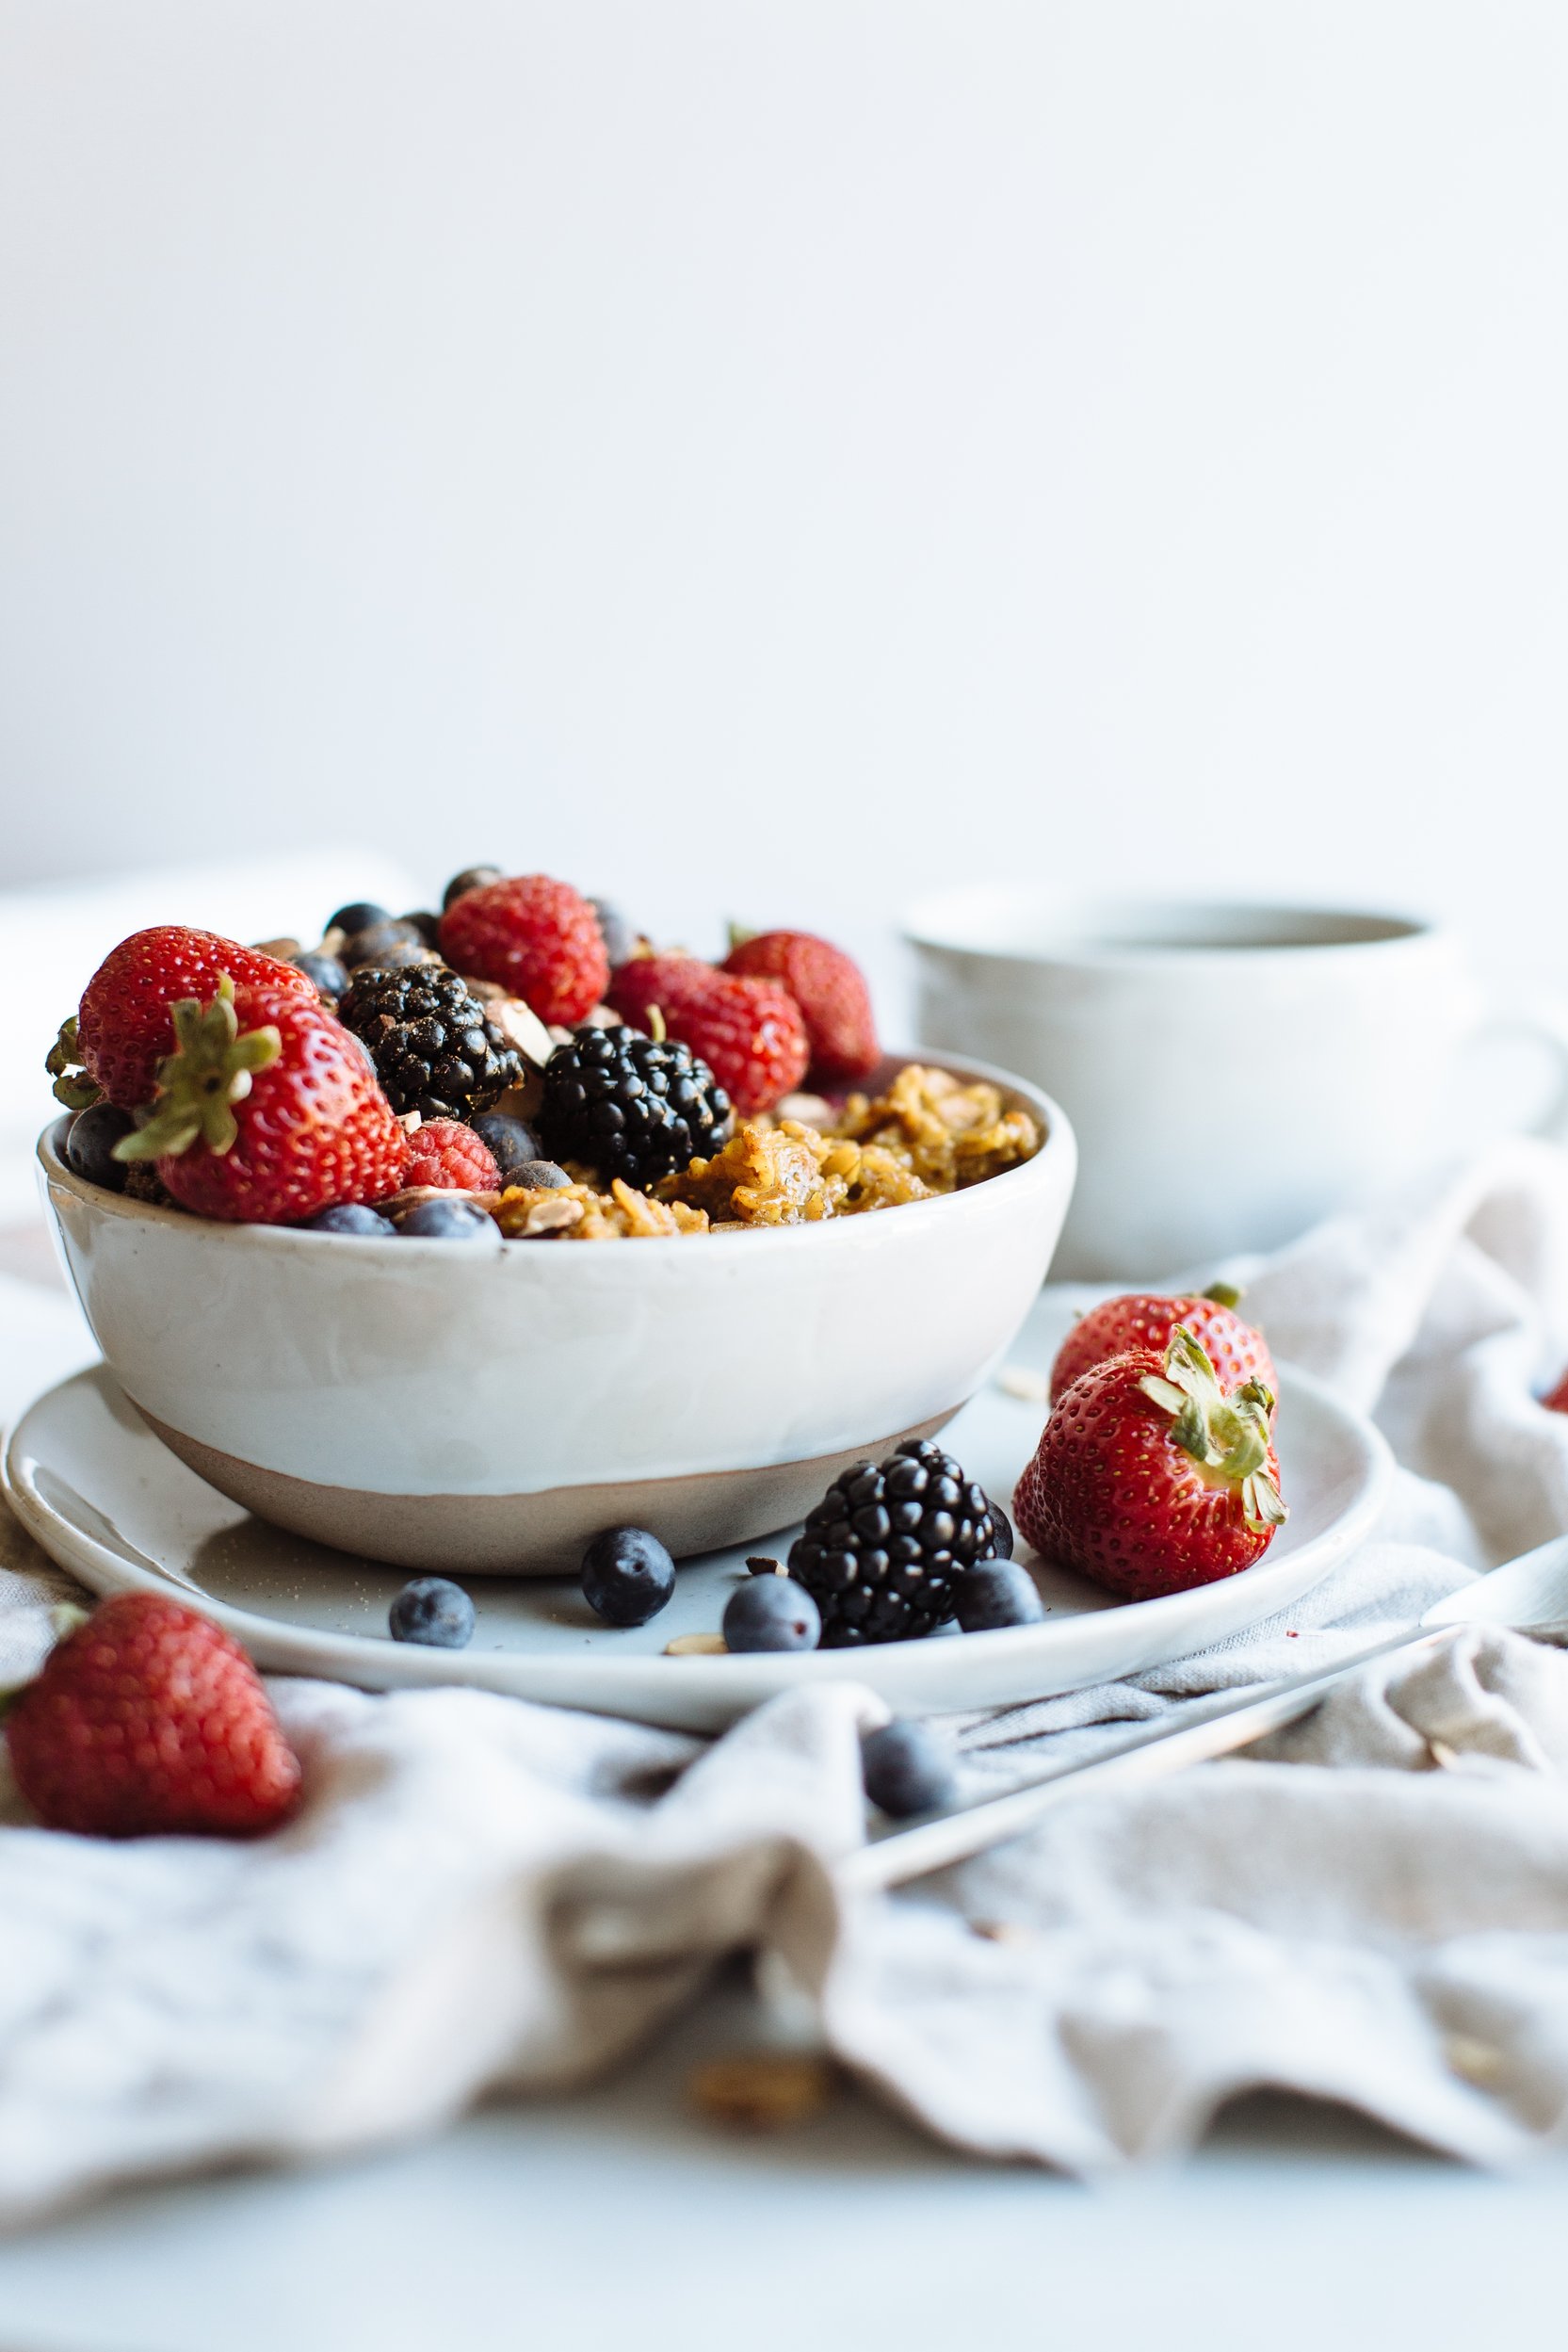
xmin=337 ymin=964 xmax=523 ymax=1121
xmin=538 ymin=1024 xmax=732 ymax=1190
xmin=788 ymin=1438 xmax=1004 ymax=1646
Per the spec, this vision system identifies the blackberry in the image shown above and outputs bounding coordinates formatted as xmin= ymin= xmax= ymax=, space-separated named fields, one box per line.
xmin=338 ymin=964 xmax=522 ymax=1121
xmin=538 ymin=1025 xmax=731 ymax=1190
xmin=788 ymin=1437 xmax=1004 ymax=1646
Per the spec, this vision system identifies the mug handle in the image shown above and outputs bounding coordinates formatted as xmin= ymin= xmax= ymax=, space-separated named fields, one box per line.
xmin=1471 ymin=994 xmax=1568 ymax=1144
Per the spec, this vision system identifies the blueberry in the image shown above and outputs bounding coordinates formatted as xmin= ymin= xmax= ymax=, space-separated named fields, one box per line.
xmin=860 ymin=1722 xmax=956 ymax=1817
xmin=985 ymin=1500 xmax=1015 ymax=1560
xmin=722 ymin=1574 xmax=820 ymax=1652
xmin=468 ymin=1112 xmax=544 ymax=1182
xmin=580 ymin=1525 xmax=675 ymax=1627
xmin=301 ymin=1202 xmax=391 ymax=1236
xmin=292 ymin=950 xmax=350 ymax=998
xmin=401 ymin=909 xmax=444 ymax=948
xmin=395 ymin=1196 xmax=502 ymax=1243
xmin=65 ymin=1102 xmax=134 ymax=1192
xmin=342 ymin=920 xmax=427 ymax=968
xmin=443 ymin=865 xmax=504 ymax=910
xmin=328 ymin=900 xmax=390 ymax=937
xmin=953 ymin=1559 xmax=1044 ymax=1632
xmin=512 ymin=1159 xmax=574 ymax=1191
xmin=590 ymin=897 xmax=638 ymax=968
xmin=389 ymin=1575 xmax=476 ymax=1648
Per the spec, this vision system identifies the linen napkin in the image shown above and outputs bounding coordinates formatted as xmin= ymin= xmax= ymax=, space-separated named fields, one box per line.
xmin=8 ymin=1136 xmax=1568 ymax=2217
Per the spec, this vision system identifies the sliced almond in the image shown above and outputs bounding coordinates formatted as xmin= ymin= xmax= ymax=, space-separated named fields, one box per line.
xmin=664 ymin=1631 xmax=728 ymax=1656
xmin=523 ymin=1197 xmax=585 ymax=1237
xmin=995 ymin=1364 xmax=1050 ymax=1404
xmin=484 ymin=994 xmax=558 ymax=1068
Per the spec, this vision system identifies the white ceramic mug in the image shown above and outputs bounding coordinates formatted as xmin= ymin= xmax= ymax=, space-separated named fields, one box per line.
xmin=903 ymin=892 xmax=1568 ymax=1279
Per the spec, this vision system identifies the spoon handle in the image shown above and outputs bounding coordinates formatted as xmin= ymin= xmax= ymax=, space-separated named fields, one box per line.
xmin=839 ymin=1623 xmax=1441 ymax=1895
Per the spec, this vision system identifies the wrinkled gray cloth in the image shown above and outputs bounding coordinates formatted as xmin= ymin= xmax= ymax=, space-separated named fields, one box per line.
xmin=8 ymin=1137 xmax=1568 ymax=2217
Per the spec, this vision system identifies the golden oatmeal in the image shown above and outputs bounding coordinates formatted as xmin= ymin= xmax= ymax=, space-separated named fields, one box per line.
xmin=488 ymin=1064 xmax=1039 ymax=1240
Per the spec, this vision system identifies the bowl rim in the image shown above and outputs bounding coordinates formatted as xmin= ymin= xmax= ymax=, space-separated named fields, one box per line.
xmin=38 ymin=1048 xmax=1074 ymax=1262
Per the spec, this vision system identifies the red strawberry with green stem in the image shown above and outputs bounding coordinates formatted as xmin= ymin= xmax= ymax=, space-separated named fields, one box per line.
xmin=608 ymin=953 xmax=809 ymax=1116
xmin=1050 ymin=1284 xmax=1276 ymax=1405
xmin=3 ymin=1592 xmax=301 ymax=1839
xmin=1014 ymin=1324 xmax=1287 ymax=1601
xmin=721 ymin=928 xmax=880 ymax=1084
xmin=118 ymin=978 xmax=409 ymax=1224
xmin=46 ymin=926 xmax=315 ymax=1111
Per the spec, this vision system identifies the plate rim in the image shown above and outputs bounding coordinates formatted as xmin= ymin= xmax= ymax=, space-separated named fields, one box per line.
xmin=3 ymin=1361 xmax=1394 ymax=1733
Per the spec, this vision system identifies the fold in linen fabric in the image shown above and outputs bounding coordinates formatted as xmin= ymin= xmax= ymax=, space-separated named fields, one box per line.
xmin=8 ymin=1136 xmax=1568 ymax=2214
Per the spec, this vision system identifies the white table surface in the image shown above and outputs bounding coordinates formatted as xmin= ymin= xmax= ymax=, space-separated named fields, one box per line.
xmin=4 ymin=1261 xmax=1568 ymax=2351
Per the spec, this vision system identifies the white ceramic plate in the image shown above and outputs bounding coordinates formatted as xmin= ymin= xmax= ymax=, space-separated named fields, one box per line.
xmin=3 ymin=1323 xmax=1390 ymax=1734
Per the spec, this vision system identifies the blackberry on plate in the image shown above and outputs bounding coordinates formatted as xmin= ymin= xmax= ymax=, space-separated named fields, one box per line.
xmin=338 ymin=964 xmax=523 ymax=1121
xmin=538 ymin=1025 xmax=731 ymax=1190
xmin=787 ymin=1437 xmax=1004 ymax=1646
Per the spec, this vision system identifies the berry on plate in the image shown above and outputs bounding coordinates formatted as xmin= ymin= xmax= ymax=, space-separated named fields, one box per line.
xmin=337 ymin=965 xmax=524 ymax=1121
xmin=48 ymin=927 xmax=315 ymax=1111
xmin=953 ymin=1557 xmax=1044 ymax=1630
xmin=118 ymin=978 xmax=410 ymax=1225
xmin=722 ymin=929 xmax=879 ymax=1083
xmin=303 ymin=1202 xmax=391 ymax=1236
xmin=1014 ymin=1325 xmax=1287 ymax=1601
xmin=538 ymin=1024 xmax=732 ymax=1189
xmin=787 ymin=1437 xmax=1005 ymax=1646
xmin=1050 ymin=1284 xmax=1276 ymax=1404
xmin=607 ymin=955 xmax=808 ymax=1117
xmin=722 ymin=1572 xmax=821 ymax=1652
xmin=580 ymin=1526 xmax=676 ymax=1626
xmin=388 ymin=1576 xmax=476 ymax=1648
xmin=395 ymin=1195 xmax=502 ymax=1242
xmin=3 ymin=1593 xmax=302 ymax=1838
xmin=860 ymin=1721 xmax=956 ymax=1817
xmin=403 ymin=1118 xmax=503 ymax=1192
xmin=438 ymin=875 xmax=609 ymax=1027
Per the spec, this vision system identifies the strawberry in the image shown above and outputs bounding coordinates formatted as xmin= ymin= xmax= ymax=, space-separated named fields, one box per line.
xmin=46 ymin=926 xmax=315 ymax=1112
xmin=439 ymin=876 xmax=608 ymax=1027
xmin=404 ymin=1118 xmax=501 ymax=1192
xmin=1013 ymin=1325 xmax=1286 ymax=1600
xmin=119 ymin=979 xmax=410 ymax=1224
xmin=608 ymin=954 xmax=809 ymax=1116
xmin=4 ymin=1593 xmax=301 ymax=1838
xmin=721 ymin=929 xmax=880 ymax=1083
xmin=1050 ymin=1284 xmax=1276 ymax=1405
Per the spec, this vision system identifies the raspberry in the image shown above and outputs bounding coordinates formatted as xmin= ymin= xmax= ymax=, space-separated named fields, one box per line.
xmin=607 ymin=956 xmax=808 ymax=1116
xmin=404 ymin=1118 xmax=502 ymax=1192
xmin=4 ymin=1593 xmax=302 ymax=1839
xmin=439 ymin=876 xmax=608 ymax=1027
xmin=722 ymin=931 xmax=879 ymax=1082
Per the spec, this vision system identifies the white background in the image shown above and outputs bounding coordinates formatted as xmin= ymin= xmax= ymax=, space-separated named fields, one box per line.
xmin=3 ymin=0 xmax=1566 ymax=1004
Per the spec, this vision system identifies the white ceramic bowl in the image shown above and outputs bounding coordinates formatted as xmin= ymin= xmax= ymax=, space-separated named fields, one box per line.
xmin=37 ymin=1055 xmax=1075 ymax=1573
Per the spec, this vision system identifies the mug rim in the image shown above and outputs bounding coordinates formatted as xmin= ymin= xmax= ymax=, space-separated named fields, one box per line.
xmin=901 ymin=889 xmax=1441 ymax=968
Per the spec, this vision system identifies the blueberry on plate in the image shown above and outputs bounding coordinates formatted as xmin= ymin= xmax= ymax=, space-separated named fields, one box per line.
xmin=302 ymin=1202 xmax=391 ymax=1236
xmin=389 ymin=1575 xmax=476 ymax=1648
xmin=953 ymin=1558 xmax=1043 ymax=1631
xmin=722 ymin=1574 xmax=820 ymax=1653
xmin=327 ymin=900 xmax=390 ymax=938
xmin=860 ymin=1721 xmax=956 ymax=1817
xmin=590 ymin=897 xmax=638 ymax=968
xmin=292 ymin=950 xmax=350 ymax=999
xmin=443 ymin=865 xmax=504 ymax=911
xmin=64 ymin=1102 xmax=135 ymax=1192
xmin=511 ymin=1159 xmax=574 ymax=1192
xmin=580 ymin=1526 xmax=676 ymax=1626
xmin=468 ymin=1112 xmax=544 ymax=1182
xmin=396 ymin=1197 xmax=502 ymax=1243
